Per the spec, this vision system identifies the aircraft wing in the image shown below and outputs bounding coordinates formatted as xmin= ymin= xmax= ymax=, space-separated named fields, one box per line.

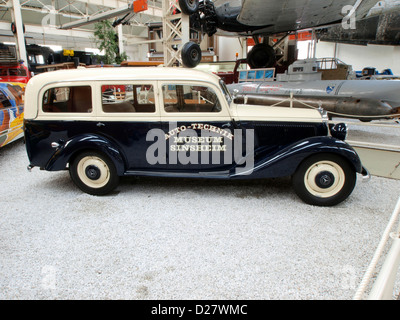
xmin=237 ymin=0 xmax=380 ymax=33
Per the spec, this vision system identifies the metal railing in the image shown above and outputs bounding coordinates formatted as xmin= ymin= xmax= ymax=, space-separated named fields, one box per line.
xmin=354 ymin=197 xmax=400 ymax=300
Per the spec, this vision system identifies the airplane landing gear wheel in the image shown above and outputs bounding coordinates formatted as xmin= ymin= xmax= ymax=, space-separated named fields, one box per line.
xmin=179 ymin=0 xmax=199 ymax=15
xmin=181 ymin=41 xmax=202 ymax=68
xmin=247 ymin=43 xmax=276 ymax=69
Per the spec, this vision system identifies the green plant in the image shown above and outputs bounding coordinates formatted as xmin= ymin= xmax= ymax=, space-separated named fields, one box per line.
xmin=93 ymin=20 xmax=128 ymax=64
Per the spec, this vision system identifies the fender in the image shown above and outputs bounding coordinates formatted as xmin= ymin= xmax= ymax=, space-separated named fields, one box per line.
xmin=45 ymin=133 xmax=126 ymax=175
xmin=233 ymin=136 xmax=363 ymax=178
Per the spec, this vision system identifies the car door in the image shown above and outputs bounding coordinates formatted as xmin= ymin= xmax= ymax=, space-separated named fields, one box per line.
xmin=156 ymin=81 xmax=238 ymax=175
xmin=96 ymin=81 xmax=162 ymax=171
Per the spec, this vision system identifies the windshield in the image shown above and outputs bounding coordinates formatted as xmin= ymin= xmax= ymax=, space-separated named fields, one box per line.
xmin=219 ymin=79 xmax=232 ymax=105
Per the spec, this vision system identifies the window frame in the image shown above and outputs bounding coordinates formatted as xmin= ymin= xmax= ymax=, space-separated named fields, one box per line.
xmin=0 ymin=89 xmax=12 ymax=109
xmin=39 ymin=83 xmax=94 ymax=117
xmin=100 ymin=83 xmax=157 ymax=114
xmin=159 ymin=81 xmax=230 ymax=119
xmin=96 ymin=80 xmax=160 ymax=120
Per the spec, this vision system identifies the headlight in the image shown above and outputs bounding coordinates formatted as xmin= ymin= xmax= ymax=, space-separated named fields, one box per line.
xmin=330 ymin=123 xmax=348 ymax=141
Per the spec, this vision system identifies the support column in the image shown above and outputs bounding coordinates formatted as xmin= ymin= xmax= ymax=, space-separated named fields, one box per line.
xmin=272 ymin=33 xmax=290 ymax=66
xmin=181 ymin=13 xmax=190 ymax=46
xmin=162 ymin=0 xmax=190 ymax=67
xmin=117 ymin=23 xmax=124 ymax=55
xmin=11 ymin=0 xmax=28 ymax=64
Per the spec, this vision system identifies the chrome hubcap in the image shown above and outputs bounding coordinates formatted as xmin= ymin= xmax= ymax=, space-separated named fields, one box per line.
xmin=304 ymin=161 xmax=345 ymax=198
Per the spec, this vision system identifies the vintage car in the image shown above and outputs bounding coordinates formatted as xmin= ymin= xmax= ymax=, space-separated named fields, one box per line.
xmin=0 ymin=61 xmax=31 ymax=84
xmin=0 ymin=82 xmax=25 ymax=148
xmin=23 ymin=67 xmax=369 ymax=206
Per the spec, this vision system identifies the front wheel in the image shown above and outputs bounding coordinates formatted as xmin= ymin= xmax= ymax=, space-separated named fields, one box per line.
xmin=292 ymin=154 xmax=356 ymax=206
xmin=69 ymin=151 xmax=119 ymax=195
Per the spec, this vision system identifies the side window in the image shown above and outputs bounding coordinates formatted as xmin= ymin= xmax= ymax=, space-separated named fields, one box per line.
xmin=162 ymin=84 xmax=221 ymax=113
xmin=8 ymin=69 xmax=19 ymax=76
xmin=0 ymin=90 xmax=12 ymax=109
xmin=101 ymin=84 xmax=155 ymax=113
xmin=42 ymin=86 xmax=92 ymax=113
xmin=6 ymin=84 xmax=24 ymax=105
xmin=17 ymin=68 xmax=27 ymax=76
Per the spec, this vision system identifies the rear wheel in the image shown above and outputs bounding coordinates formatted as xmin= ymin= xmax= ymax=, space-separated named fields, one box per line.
xmin=292 ymin=154 xmax=356 ymax=206
xmin=70 ymin=151 xmax=119 ymax=195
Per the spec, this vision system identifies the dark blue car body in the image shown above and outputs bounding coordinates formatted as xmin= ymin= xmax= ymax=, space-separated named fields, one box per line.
xmin=23 ymin=67 xmax=368 ymax=206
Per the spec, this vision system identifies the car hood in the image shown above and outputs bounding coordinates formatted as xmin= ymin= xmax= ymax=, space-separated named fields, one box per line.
xmin=231 ymin=103 xmax=324 ymax=123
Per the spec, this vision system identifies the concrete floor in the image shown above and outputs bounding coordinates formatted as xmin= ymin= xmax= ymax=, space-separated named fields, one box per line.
xmin=0 ymin=136 xmax=399 ymax=300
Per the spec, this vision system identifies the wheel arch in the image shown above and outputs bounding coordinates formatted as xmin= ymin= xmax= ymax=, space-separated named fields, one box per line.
xmin=45 ymin=134 xmax=126 ymax=175
xmin=249 ymin=137 xmax=363 ymax=179
xmin=293 ymin=149 xmax=361 ymax=177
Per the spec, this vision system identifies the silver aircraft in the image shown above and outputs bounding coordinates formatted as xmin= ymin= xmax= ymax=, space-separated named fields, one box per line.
xmin=178 ymin=0 xmax=380 ymax=68
xmin=317 ymin=0 xmax=400 ymax=46
xmin=227 ymin=59 xmax=400 ymax=121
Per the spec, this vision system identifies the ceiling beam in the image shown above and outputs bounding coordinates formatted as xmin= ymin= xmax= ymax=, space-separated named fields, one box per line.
xmin=19 ymin=0 xmax=163 ymax=18
xmin=0 ymin=21 xmax=94 ymax=39
xmin=58 ymin=3 xmax=134 ymax=29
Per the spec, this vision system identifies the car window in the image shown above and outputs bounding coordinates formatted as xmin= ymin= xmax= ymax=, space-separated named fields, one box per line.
xmin=101 ymin=84 xmax=155 ymax=113
xmin=8 ymin=69 xmax=19 ymax=76
xmin=42 ymin=86 xmax=92 ymax=113
xmin=16 ymin=68 xmax=27 ymax=76
xmin=162 ymin=84 xmax=221 ymax=113
xmin=0 ymin=90 xmax=12 ymax=108
xmin=6 ymin=84 xmax=23 ymax=105
xmin=219 ymin=80 xmax=231 ymax=102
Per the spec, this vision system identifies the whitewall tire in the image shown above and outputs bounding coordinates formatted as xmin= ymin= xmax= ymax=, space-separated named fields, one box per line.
xmin=70 ymin=151 xmax=119 ymax=195
xmin=292 ymin=153 xmax=356 ymax=206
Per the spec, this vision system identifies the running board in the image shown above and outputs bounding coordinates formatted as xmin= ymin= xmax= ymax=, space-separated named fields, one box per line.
xmin=125 ymin=170 xmax=230 ymax=179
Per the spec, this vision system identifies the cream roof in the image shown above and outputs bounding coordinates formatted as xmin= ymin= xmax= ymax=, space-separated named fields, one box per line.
xmin=27 ymin=67 xmax=221 ymax=88
xmin=24 ymin=67 xmax=223 ymax=119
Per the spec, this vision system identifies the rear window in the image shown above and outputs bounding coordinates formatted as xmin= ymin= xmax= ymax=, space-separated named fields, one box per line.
xmin=42 ymin=86 xmax=92 ymax=113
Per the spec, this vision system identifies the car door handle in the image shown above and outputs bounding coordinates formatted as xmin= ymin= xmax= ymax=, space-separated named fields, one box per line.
xmin=96 ymin=122 xmax=105 ymax=127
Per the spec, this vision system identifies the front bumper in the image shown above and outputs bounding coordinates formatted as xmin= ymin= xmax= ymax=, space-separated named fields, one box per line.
xmin=361 ymin=166 xmax=371 ymax=182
